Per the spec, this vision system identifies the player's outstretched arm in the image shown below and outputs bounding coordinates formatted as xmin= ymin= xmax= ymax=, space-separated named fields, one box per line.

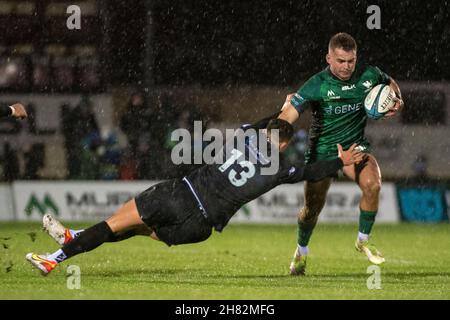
xmin=278 ymin=93 xmax=300 ymax=124
xmin=297 ymin=144 xmax=363 ymax=182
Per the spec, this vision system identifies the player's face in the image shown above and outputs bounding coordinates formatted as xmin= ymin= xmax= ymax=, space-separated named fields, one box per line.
xmin=326 ymin=48 xmax=357 ymax=81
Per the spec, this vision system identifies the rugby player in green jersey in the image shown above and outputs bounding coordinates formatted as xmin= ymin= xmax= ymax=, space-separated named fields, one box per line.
xmin=278 ymin=33 xmax=404 ymax=275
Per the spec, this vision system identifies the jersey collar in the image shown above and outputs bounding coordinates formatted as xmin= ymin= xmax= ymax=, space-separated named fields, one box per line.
xmin=326 ymin=65 xmax=359 ymax=84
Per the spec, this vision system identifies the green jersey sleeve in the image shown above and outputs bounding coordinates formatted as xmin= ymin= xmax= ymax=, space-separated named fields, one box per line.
xmin=370 ymin=65 xmax=391 ymax=84
xmin=290 ymin=75 xmax=322 ymax=114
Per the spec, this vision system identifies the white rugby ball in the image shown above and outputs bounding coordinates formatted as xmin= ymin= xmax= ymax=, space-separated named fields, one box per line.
xmin=364 ymin=84 xmax=395 ymax=120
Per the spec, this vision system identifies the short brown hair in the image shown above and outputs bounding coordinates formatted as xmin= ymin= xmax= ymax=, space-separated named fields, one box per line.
xmin=329 ymin=33 xmax=357 ymax=52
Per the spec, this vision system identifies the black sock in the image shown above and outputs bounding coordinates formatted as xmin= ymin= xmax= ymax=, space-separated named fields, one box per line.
xmin=61 ymin=221 xmax=115 ymax=260
xmin=108 ymin=229 xmax=138 ymax=242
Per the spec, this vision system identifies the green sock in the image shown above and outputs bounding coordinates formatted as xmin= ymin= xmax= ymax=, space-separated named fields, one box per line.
xmin=298 ymin=221 xmax=315 ymax=247
xmin=359 ymin=209 xmax=377 ymax=235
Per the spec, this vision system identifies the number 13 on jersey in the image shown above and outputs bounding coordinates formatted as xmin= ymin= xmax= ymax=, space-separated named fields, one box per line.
xmin=218 ymin=148 xmax=256 ymax=187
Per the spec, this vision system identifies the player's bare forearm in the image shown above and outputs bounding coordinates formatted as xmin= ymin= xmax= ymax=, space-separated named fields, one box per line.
xmin=278 ymin=93 xmax=299 ymax=124
xmin=389 ymin=78 xmax=402 ymax=99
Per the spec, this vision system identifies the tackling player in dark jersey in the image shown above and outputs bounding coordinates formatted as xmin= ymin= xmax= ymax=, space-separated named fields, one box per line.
xmin=278 ymin=33 xmax=404 ymax=275
xmin=26 ymin=117 xmax=362 ymax=275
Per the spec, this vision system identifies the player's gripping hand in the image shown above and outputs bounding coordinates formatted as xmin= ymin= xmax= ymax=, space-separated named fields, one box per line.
xmin=337 ymin=143 xmax=364 ymax=166
xmin=10 ymin=103 xmax=28 ymax=119
xmin=385 ymin=95 xmax=404 ymax=117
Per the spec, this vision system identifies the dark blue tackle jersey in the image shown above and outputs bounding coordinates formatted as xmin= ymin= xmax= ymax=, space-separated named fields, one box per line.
xmin=184 ymin=114 xmax=343 ymax=232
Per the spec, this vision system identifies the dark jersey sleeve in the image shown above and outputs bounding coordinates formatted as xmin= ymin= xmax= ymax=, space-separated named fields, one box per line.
xmin=285 ymin=158 xmax=344 ymax=183
xmin=241 ymin=111 xmax=282 ymax=130
xmin=0 ymin=105 xmax=12 ymax=118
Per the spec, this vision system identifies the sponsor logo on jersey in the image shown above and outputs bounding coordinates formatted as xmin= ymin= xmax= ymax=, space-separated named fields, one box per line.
xmin=326 ymin=90 xmax=341 ymax=100
xmin=294 ymin=93 xmax=303 ymax=101
xmin=325 ymin=106 xmax=333 ymax=115
xmin=325 ymin=102 xmax=363 ymax=115
xmin=292 ymin=93 xmax=305 ymax=107
xmin=362 ymin=80 xmax=373 ymax=89
xmin=342 ymin=84 xmax=356 ymax=91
